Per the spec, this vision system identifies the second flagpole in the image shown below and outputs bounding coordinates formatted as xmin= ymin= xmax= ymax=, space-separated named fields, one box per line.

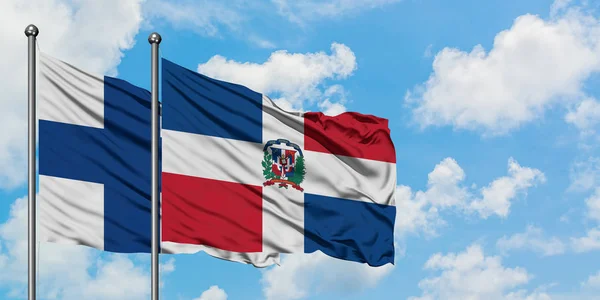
xmin=149 ymin=32 xmax=162 ymax=300
xmin=25 ymin=24 xmax=39 ymax=300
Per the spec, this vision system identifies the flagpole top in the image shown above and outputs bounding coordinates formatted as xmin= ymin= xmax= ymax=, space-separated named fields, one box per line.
xmin=24 ymin=24 xmax=39 ymax=37
xmin=148 ymin=32 xmax=162 ymax=44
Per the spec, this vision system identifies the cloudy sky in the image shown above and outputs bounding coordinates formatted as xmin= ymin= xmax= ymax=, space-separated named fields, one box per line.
xmin=1 ymin=0 xmax=600 ymax=299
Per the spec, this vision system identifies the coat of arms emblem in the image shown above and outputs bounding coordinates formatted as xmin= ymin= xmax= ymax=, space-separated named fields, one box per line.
xmin=262 ymin=139 xmax=305 ymax=192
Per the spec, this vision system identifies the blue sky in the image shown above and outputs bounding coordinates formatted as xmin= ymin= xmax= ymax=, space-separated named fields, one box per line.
xmin=1 ymin=0 xmax=600 ymax=299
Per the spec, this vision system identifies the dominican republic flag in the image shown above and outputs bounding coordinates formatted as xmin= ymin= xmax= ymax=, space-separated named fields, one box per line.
xmin=161 ymin=59 xmax=397 ymax=267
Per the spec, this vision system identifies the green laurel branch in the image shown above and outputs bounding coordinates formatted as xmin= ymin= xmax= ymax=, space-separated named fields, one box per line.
xmin=262 ymin=152 xmax=276 ymax=180
xmin=287 ymin=156 xmax=305 ymax=185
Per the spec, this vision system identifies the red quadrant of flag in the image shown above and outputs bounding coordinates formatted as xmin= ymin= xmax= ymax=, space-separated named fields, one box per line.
xmin=161 ymin=172 xmax=263 ymax=252
xmin=304 ymin=112 xmax=396 ymax=163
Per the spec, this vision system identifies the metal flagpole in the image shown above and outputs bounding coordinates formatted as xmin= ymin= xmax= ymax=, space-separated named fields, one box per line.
xmin=148 ymin=32 xmax=162 ymax=300
xmin=25 ymin=24 xmax=39 ymax=300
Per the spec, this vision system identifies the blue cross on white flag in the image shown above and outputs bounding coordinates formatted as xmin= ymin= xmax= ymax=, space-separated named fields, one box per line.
xmin=37 ymin=53 xmax=156 ymax=253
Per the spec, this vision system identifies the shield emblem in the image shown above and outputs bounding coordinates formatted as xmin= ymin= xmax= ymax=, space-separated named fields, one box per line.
xmin=262 ymin=139 xmax=305 ymax=192
xmin=271 ymin=148 xmax=296 ymax=178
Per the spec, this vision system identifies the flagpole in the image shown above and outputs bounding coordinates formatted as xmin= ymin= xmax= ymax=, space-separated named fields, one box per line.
xmin=149 ymin=32 xmax=162 ymax=300
xmin=25 ymin=24 xmax=39 ymax=300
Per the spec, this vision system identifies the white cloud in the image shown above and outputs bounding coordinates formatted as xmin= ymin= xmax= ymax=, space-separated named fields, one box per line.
xmin=0 ymin=196 xmax=170 ymax=299
xmin=504 ymin=289 xmax=553 ymax=300
xmin=581 ymin=270 xmax=600 ymax=290
xmin=424 ymin=44 xmax=434 ymax=58
xmin=76 ymin=255 xmax=149 ymax=300
xmin=571 ymin=228 xmax=600 ymax=253
xmin=194 ymin=285 xmax=228 ymax=300
xmin=144 ymin=0 xmax=395 ymax=47
xmin=260 ymin=252 xmax=393 ymax=300
xmin=394 ymin=158 xmax=466 ymax=238
xmin=550 ymin=0 xmax=574 ymax=17
xmin=316 ymin=85 xmax=348 ymax=116
xmin=406 ymin=4 xmax=600 ymax=135
xmin=272 ymin=0 xmax=401 ymax=25
xmin=570 ymin=185 xmax=600 ymax=253
xmin=160 ymin=257 xmax=176 ymax=273
xmin=197 ymin=42 xmax=357 ymax=113
xmin=565 ymin=98 xmax=600 ymax=135
xmin=569 ymin=157 xmax=600 ymax=192
xmin=394 ymin=184 xmax=445 ymax=238
xmin=422 ymin=157 xmax=470 ymax=209
xmin=496 ymin=225 xmax=566 ymax=256
xmin=0 ymin=0 xmax=145 ymax=189
xmin=247 ymin=35 xmax=277 ymax=49
xmin=318 ymin=99 xmax=347 ymax=116
xmin=396 ymin=157 xmax=545 ymax=237
xmin=469 ymin=158 xmax=546 ymax=219
xmin=409 ymin=244 xmax=541 ymax=300
xmin=585 ymin=188 xmax=600 ymax=222
xmin=143 ymin=0 xmax=243 ymax=37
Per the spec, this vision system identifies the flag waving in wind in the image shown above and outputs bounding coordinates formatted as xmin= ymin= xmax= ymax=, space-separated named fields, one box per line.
xmin=36 ymin=52 xmax=396 ymax=268
xmin=38 ymin=53 xmax=155 ymax=253
xmin=160 ymin=59 xmax=397 ymax=267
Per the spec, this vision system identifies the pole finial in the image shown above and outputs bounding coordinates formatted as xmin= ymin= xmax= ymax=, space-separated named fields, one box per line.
xmin=148 ymin=32 xmax=162 ymax=44
xmin=24 ymin=24 xmax=39 ymax=37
